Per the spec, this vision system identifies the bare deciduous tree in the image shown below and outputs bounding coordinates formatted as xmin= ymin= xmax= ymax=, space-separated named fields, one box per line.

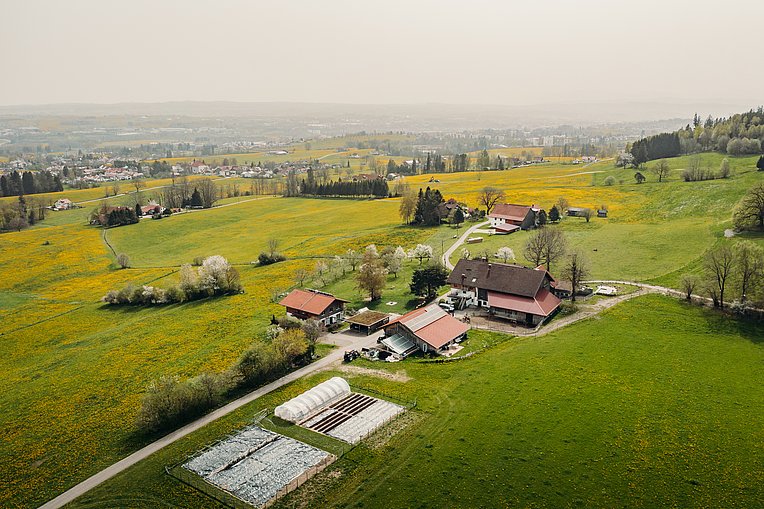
xmin=704 ymin=245 xmax=735 ymax=309
xmin=562 ymin=250 xmax=589 ymax=302
xmin=197 ymin=178 xmax=218 ymax=208
xmin=680 ymin=274 xmax=700 ymax=300
xmin=294 ymin=268 xmax=309 ymax=287
xmin=652 ymin=159 xmax=671 ymax=182
xmin=267 ymin=238 xmax=279 ymax=257
xmin=399 ymin=191 xmax=417 ymax=224
xmin=116 ymin=253 xmax=131 ymax=269
xmin=523 ymin=230 xmax=546 ymax=267
xmin=542 ymin=228 xmax=567 ymax=273
xmin=478 ymin=186 xmax=505 ymax=215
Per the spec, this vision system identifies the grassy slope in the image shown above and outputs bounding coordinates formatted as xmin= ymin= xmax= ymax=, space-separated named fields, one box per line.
xmin=70 ymin=295 xmax=764 ymax=509
xmin=440 ymin=155 xmax=763 ymax=282
xmin=0 ymin=196 xmax=434 ymax=508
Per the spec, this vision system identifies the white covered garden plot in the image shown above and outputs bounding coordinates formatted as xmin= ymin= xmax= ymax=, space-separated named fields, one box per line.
xmin=301 ymin=392 xmax=405 ymax=444
xmin=183 ymin=426 xmax=332 ymax=507
xmin=275 ymin=377 xmax=406 ymax=444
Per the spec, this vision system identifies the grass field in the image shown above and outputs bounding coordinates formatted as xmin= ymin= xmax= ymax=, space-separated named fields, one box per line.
xmin=67 ymin=295 xmax=764 ymax=508
xmin=2 ymin=153 xmax=762 ymax=507
xmin=421 ymin=155 xmax=762 ymax=283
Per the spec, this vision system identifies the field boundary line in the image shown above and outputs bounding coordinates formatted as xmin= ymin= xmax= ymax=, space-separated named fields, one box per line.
xmin=0 ymin=305 xmax=84 ymax=337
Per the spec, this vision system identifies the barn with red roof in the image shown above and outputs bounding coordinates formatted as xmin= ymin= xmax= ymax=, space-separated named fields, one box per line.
xmin=489 ymin=203 xmax=542 ymax=232
xmin=447 ymin=259 xmax=561 ymax=326
xmin=279 ymin=289 xmax=348 ymax=326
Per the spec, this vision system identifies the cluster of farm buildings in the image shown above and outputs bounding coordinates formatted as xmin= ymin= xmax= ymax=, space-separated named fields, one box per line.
xmin=279 ymin=257 xmax=572 ymax=360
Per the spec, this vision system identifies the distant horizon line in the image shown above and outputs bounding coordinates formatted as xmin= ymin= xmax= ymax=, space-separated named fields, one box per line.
xmin=0 ymin=99 xmax=759 ymax=109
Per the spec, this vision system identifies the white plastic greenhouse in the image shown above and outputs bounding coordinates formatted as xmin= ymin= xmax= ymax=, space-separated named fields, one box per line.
xmin=275 ymin=377 xmax=351 ymax=423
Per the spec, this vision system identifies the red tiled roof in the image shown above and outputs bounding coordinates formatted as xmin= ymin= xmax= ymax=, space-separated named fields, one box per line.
xmin=415 ymin=315 xmax=470 ymax=349
xmin=279 ymin=289 xmax=344 ymax=316
xmin=490 ymin=203 xmax=532 ymax=222
xmin=387 ymin=305 xmax=469 ymax=349
xmin=487 ymin=288 xmax=561 ymax=317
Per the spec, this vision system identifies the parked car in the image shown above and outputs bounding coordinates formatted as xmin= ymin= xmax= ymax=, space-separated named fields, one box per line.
xmin=438 ymin=300 xmax=455 ymax=312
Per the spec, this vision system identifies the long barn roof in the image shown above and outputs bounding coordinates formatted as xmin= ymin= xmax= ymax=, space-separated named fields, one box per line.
xmin=447 ymin=259 xmax=552 ymax=299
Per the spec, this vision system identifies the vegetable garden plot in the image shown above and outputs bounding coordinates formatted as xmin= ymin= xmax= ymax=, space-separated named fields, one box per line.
xmin=301 ymin=393 xmax=405 ymax=444
xmin=183 ymin=426 xmax=332 ymax=508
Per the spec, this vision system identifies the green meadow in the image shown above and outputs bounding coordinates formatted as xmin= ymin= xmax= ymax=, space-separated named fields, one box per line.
xmin=68 ymin=295 xmax=764 ymax=509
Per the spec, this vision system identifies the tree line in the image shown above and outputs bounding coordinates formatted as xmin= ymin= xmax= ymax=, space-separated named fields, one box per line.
xmin=399 ymin=186 xmax=454 ymax=226
xmin=0 ymin=170 xmax=64 ymax=197
xmin=682 ymin=240 xmax=764 ymax=312
xmin=298 ymin=176 xmax=390 ymax=198
xmin=629 ymin=107 xmax=764 ymax=164
xmin=0 ymin=195 xmax=49 ymax=232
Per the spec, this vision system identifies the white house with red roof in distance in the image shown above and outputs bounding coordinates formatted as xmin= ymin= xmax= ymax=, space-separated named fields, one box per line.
xmin=189 ymin=160 xmax=209 ymax=174
xmin=279 ymin=289 xmax=348 ymax=326
xmin=447 ymin=259 xmax=561 ymax=326
xmin=381 ymin=304 xmax=469 ymax=356
xmin=489 ymin=203 xmax=542 ymax=233
xmin=53 ymin=198 xmax=73 ymax=210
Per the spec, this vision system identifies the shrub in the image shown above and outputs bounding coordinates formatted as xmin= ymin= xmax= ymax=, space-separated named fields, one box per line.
xmin=103 ymin=255 xmax=241 ymax=306
xmin=257 ymin=252 xmax=287 ymax=266
xmin=116 ymin=253 xmax=131 ymax=269
xmin=682 ymin=167 xmax=714 ymax=182
xmin=277 ymin=315 xmax=302 ymax=330
xmin=136 ymin=372 xmax=236 ymax=433
xmin=603 ymin=176 xmax=616 ymax=186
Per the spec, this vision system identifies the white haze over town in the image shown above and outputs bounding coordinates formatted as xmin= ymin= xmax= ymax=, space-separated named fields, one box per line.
xmin=1 ymin=0 xmax=762 ymax=121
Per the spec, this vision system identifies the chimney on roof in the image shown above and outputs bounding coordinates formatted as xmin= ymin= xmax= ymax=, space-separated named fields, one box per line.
xmin=487 ymin=263 xmax=491 ymax=278
xmin=461 ymin=274 xmax=466 ymax=287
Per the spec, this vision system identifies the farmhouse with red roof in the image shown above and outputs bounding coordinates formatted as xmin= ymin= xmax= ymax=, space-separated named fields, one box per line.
xmin=489 ymin=203 xmax=542 ymax=233
xmin=279 ymin=289 xmax=348 ymax=326
xmin=381 ymin=304 xmax=469 ymax=356
xmin=447 ymin=259 xmax=561 ymax=326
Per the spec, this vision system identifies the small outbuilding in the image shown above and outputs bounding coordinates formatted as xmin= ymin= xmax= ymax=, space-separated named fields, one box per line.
xmin=567 ymin=207 xmax=589 ymax=217
xmin=346 ymin=310 xmax=390 ymax=335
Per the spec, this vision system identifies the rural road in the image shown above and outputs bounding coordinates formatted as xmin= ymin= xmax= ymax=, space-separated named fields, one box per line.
xmin=38 ymin=332 xmax=381 ymax=509
xmin=442 ymin=220 xmax=490 ymax=269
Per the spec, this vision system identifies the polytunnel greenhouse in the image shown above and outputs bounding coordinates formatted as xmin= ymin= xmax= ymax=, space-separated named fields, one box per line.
xmin=275 ymin=376 xmax=351 ymax=422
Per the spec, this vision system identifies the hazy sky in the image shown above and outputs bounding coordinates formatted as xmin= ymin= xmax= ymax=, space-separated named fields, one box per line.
xmin=2 ymin=0 xmax=762 ymax=106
